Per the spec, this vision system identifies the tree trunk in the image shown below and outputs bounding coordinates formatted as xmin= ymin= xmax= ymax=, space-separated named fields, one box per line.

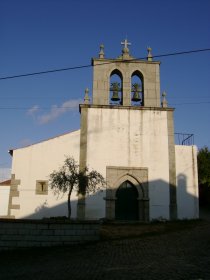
xmin=68 ymin=188 xmax=72 ymax=219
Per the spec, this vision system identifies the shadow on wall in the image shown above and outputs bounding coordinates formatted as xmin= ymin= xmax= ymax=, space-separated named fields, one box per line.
xmin=23 ymin=177 xmax=198 ymax=220
xmin=177 ymin=173 xmax=199 ymax=219
xmin=24 ymin=189 xmax=106 ymax=220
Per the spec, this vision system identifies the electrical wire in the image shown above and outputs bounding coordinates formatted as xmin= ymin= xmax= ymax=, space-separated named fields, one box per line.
xmin=169 ymin=101 xmax=210 ymax=105
xmin=1 ymin=95 xmax=210 ymax=100
xmin=0 ymin=48 xmax=210 ymax=81
xmin=0 ymin=101 xmax=209 ymax=110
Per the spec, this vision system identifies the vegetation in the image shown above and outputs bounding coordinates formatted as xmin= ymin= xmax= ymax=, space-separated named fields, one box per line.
xmin=197 ymin=146 xmax=210 ymax=207
xmin=49 ymin=156 xmax=106 ymax=219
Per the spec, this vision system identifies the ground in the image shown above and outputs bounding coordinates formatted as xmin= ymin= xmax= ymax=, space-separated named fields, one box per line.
xmin=0 ymin=212 xmax=210 ymax=280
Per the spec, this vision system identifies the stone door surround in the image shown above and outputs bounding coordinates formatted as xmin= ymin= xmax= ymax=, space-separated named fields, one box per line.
xmin=105 ymin=166 xmax=149 ymax=221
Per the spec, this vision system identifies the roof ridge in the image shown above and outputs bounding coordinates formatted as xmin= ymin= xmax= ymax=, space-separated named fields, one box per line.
xmin=9 ymin=129 xmax=80 ymax=155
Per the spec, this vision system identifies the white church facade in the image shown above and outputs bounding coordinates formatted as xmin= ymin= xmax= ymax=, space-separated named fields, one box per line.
xmin=2 ymin=41 xmax=199 ymax=221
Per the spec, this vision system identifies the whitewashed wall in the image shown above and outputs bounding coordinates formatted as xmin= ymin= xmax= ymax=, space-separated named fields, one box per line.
xmin=10 ymin=112 xmax=199 ymax=221
xmin=175 ymin=145 xmax=199 ymax=219
xmin=0 ymin=185 xmax=10 ymax=216
xmin=85 ymin=107 xmax=170 ymax=220
xmin=11 ymin=130 xmax=80 ymax=219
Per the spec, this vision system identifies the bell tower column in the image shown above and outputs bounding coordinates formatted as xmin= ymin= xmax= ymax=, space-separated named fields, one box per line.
xmin=122 ymin=74 xmax=131 ymax=106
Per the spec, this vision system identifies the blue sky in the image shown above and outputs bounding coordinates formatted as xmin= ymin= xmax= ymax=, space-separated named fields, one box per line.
xmin=0 ymin=0 xmax=210 ymax=177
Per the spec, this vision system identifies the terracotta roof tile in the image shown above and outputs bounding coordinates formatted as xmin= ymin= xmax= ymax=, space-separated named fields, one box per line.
xmin=0 ymin=179 xmax=11 ymax=186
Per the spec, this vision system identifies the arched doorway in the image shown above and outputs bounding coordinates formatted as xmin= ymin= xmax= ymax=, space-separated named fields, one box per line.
xmin=115 ymin=180 xmax=139 ymax=220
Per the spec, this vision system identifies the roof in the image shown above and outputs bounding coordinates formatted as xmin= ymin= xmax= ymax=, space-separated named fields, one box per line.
xmin=0 ymin=179 xmax=11 ymax=186
xmin=9 ymin=129 xmax=80 ymax=156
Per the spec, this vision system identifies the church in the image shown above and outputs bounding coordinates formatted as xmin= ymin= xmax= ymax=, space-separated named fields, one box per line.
xmin=3 ymin=40 xmax=199 ymax=221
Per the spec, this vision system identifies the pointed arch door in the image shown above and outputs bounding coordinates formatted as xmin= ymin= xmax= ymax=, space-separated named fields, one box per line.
xmin=115 ymin=180 xmax=139 ymax=220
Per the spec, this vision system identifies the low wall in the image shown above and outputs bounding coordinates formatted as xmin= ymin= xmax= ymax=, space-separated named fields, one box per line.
xmin=0 ymin=219 xmax=100 ymax=250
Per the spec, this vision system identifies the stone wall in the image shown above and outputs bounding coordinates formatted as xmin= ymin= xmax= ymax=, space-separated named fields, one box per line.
xmin=0 ymin=219 xmax=100 ymax=250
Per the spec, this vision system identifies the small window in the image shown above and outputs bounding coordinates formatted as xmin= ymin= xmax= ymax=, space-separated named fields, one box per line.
xmin=35 ymin=181 xmax=48 ymax=195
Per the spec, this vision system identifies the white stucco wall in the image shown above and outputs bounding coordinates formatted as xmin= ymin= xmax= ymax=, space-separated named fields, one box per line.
xmin=0 ymin=185 xmax=10 ymax=216
xmin=9 ymin=109 xmax=199 ymax=221
xmin=85 ymin=107 xmax=170 ymax=220
xmin=11 ymin=130 xmax=80 ymax=219
xmin=175 ymin=145 xmax=199 ymax=219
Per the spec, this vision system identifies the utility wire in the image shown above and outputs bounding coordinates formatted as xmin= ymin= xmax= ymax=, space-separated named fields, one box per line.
xmin=0 ymin=106 xmax=78 ymax=110
xmin=169 ymin=101 xmax=210 ymax=105
xmin=0 ymin=48 xmax=210 ymax=81
xmin=0 ymin=101 xmax=210 ymax=110
xmin=1 ymin=95 xmax=210 ymax=100
xmin=0 ymin=64 xmax=91 ymax=80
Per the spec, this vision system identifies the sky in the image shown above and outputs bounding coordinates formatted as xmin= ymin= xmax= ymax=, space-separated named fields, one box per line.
xmin=0 ymin=0 xmax=210 ymax=180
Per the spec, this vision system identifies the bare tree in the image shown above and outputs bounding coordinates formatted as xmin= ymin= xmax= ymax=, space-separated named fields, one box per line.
xmin=49 ymin=156 xmax=105 ymax=219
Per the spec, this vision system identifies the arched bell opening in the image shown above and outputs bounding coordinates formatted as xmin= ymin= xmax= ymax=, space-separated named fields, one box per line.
xmin=109 ymin=69 xmax=123 ymax=105
xmin=131 ymin=71 xmax=144 ymax=106
xmin=115 ymin=180 xmax=139 ymax=220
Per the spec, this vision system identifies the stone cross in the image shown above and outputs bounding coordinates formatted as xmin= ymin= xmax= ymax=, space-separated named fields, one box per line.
xmin=121 ymin=39 xmax=131 ymax=49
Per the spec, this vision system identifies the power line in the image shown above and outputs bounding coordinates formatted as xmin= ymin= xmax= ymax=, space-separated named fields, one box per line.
xmin=151 ymin=48 xmax=210 ymax=59
xmin=169 ymin=96 xmax=210 ymax=99
xmin=0 ymin=106 xmax=79 ymax=110
xmin=170 ymin=101 xmax=210 ymax=105
xmin=0 ymin=101 xmax=209 ymax=110
xmin=1 ymin=95 xmax=210 ymax=100
xmin=0 ymin=64 xmax=91 ymax=80
xmin=0 ymin=48 xmax=210 ymax=81
xmin=38 ymin=96 xmax=210 ymax=99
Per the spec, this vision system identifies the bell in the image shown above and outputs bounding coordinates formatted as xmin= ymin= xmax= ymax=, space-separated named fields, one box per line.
xmin=111 ymin=91 xmax=120 ymax=101
xmin=132 ymin=91 xmax=141 ymax=102
xmin=132 ymin=83 xmax=142 ymax=102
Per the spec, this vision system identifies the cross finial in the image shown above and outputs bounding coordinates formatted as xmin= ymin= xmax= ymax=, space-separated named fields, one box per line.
xmin=121 ymin=39 xmax=131 ymax=49
xmin=161 ymin=91 xmax=168 ymax=108
xmin=147 ymin=46 xmax=153 ymax=61
xmin=99 ymin=44 xmax=105 ymax=59
xmin=84 ymin=88 xmax=90 ymax=104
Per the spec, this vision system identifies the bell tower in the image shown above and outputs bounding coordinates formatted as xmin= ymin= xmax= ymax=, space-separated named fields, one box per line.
xmin=78 ymin=40 xmax=177 ymax=222
xmin=92 ymin=40 xmax=160 ymax=107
